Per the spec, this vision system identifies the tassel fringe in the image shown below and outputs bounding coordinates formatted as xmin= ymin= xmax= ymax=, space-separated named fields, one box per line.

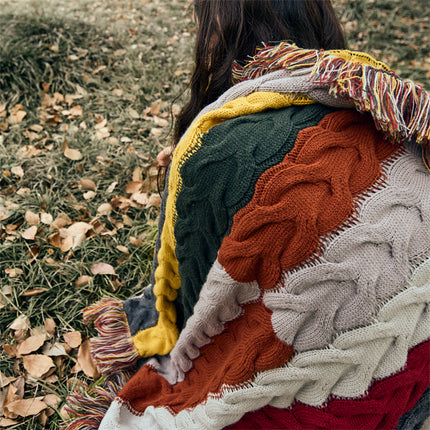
xmin=232 ymin=43 xmax=430 ymax=154
xmin=83 ymin=297 xmax=139 ymax=374
xmin=61 ymin=370 xmax=133 ymax=430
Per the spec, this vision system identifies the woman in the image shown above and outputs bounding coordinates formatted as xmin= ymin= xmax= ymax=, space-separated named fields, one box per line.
xmin=64 ymin=1 xmax=430 ymax=429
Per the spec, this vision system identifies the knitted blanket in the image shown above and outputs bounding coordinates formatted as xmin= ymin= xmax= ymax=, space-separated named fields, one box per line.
xmin=63 ymin=43 xmax=430 ymax=430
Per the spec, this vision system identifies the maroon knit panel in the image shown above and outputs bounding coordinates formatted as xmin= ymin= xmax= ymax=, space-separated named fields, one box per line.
xmin=227 ymin=340 xmax=430 ymax=430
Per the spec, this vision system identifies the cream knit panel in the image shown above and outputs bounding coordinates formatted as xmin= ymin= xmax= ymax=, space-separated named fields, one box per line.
xmin=100 ymin=259 xmax=430 ymax=430
xmin=264 ymin=146 xmax=430 ymax=351
xmin=170 ymin=260 xmax=261 ymax=378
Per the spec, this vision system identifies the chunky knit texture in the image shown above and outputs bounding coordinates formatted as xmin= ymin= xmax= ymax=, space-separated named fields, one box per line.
xmin=63 ymin=45 xmax=430 ymax=430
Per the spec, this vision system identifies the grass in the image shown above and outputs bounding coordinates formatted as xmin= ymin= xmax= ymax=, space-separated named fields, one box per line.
xmin=0 ymin=0 xmax=428 ymax=428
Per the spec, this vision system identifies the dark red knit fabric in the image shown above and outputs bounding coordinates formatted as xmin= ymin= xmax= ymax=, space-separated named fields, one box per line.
xmin=226 ymin=341 xmax=430 ymax=430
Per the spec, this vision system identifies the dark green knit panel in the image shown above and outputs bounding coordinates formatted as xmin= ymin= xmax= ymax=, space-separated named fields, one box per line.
xmin=174 ymin=103 xmax=334 ymax=329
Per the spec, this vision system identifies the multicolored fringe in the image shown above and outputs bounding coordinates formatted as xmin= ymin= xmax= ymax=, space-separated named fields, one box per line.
xmin=232 ymin=43 xmax=430 ymax=155
xmin=62 ymin=370 xmax=133 ymax=430
xmin=83 ymin=297 xmax=139 ymax=374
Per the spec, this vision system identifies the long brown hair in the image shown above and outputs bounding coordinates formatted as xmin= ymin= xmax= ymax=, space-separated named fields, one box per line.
xmin=172 ymin=0 xmax=345 ymax=145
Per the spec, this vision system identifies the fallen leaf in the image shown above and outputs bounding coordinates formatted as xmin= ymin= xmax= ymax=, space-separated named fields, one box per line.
xmin=148 ymin=194 xmax=162 ymax=208
xmin=128 ymin=108 xmax=140 ymax=119
xmin=64 ymin=147 xmax=83 ymax=161
xmin=20 ymin=288 xmax=49 ymax=297
xmin=129 ymin=236 xmax=144 ymax=247
xmin=16 ymin=334 xmax=46 ymax=355
xmin=97 ymin=203 xmax=112 ymax=215
xmin=63 ymin=332 xmax=82 ymax=349
xmin=69 ymin=105 xmax=83 ymax=117
xmin=116 ymin=245 xmax=130 ymax=254
xmin=83 ymin=190 xmax=96 ymax=200
xmin=43 ymin=393 xmax=61 ymax=408
xmin=90 ymin=263 xmax=116 ymax=275
xmin=126 ymin=181 xmax=143 ymax=193
xmin=0 ymin=372 xmax=16 ymax=388
xmin=150 ymin=99 xmax=162 ymax=116
xmin=40 ymin=213 xmax=53 ymax=225
xmin=131 ymin=192 xmax=149 ymax=205
xmin=132 ymin=166 xmax=143 ymax=182
xmin=6 ymin=398 xmax=47 ymax=417
xmin=22 ymin=355 xmax=55 ymax=379
xmin=66 ymin=222 xmax=92 ymax=237
xmin=0 ymin=418 xmax=19 ymax=427
xmin=5 ymin=268 xmax=24 ymax=278
xmin=96 ymin=127 xmax=110 ymax=139
xmin=9 ymin=110 xmax=27 ymax=124
xmin=92 ymin=65 xmax=106 ymax=75
xmin=75 ymin=275 xmax=92 ymax=288
xmin=2 ymin=344 xmax=17 ymax=357
xmin=60 ymin=236 xmax=74 ymax=252
xmin=41 ymin=342 xmax=67 ymax=357
xmin=106 ymin=181 xmax=117 ymax=193
xmin=150 ymin=128 xmax=162 ymax=137
xmin=21 ymin=225 xmax=38 ymax=240
xmin=80 ymin=178 xmax=96 ymax=190
xmin=10 ymin=316 xmax=30 ymax=331
xmin=44 ymin=319 xmax=56 ymax=336
xmin=77 ymin=340 xmax=100 ymax=378
xmin=11 ymin=166 xmax=24 ymax=178
xmin=52 ymin=213 xmax=72 ymax=229
xmin=24 ymin=210 xmax=39 ymax=225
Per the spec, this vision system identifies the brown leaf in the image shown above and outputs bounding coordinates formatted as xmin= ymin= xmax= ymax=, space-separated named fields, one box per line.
xmin=24 ymin=210 xmax=39 ymax=225
xmin=69 ymin=105 xmax=83 ymax=117
xmin=21 ymin=225 xmax=38 ymax=240
xmin=75 ymin=275 xmax=92 ymax=288
xmin=0 ymin=372 xmax=16 ymax=388
xmin=40 ymin=213 xmax=53 ymax=225
xmin=90 ymin=263 xmax=116 ymax=275
xmin=129 ymin=236 xmax=144 ymax=247
xmin=0 ymin=418 xmax=19 ymax=427
xmin=131 ymin=192 xmax=149 ymax=205
xmin=10 ymin=316 xmax=30 ymax=331
xmin=11 ymin=166 xmax=24 ymax=178
xmin=63 ymin=331 xmax=82 ymax=349
xmin=2 ymin=344 xmax=17 ymax=357
xmin=83 ymin=190 xmax=96 ymax=200
xmin=60 ymin=236 xmax=74 ymax=252
xmin=20 ymin=288 xmax=49 ymax=297
xmin=22 ymin=355 xmax=55 ymax=379
xmin=116 ymin=245 xmax=130 ymax=254
xmin=97 ymin=203 xmax=112 ymax=215
xmin=64 ymin=147 xmax=83 ymax=161
xmin=41 ymin=342 xmax=67 ymax=357
xmin=66 ymin=222 xmax=92 ymax=237
xmin=5 ymin=268 xmax=23 ymax=278
xmin=16 ymin=334 xmax=46 ymax=355
xmin=80 ymin=178 xmax=96 ymax=190
xmin=51 ymin=213 xmax=72 ymax=229
xmin=148 ymin=194 xmax=161 ymax=208
xmin=44 ymin=318 xmax=56 ymax=336
xmin=77 ymin=340 xmax=100 ymax=378
xmin=128 ymin=108 xmax=140 ymax=119
xmin=150 ymin=99 xmax=162 ymax=116
xmin=49 ymin=232 xmax=61 ymax=248
xmin=126 ymin=181 xmax=143 ymax=194
xmin=6 ymin=398 xmax=47 ymax=417
xmin=9 ymin=110 xmax=27 ymax=124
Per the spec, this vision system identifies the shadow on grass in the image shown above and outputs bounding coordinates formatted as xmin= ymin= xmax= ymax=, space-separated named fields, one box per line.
xmin=0 ymin=14 xmax=120 ymax=107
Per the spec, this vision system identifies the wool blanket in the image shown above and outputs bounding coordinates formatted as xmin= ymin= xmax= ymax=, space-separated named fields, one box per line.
xmin=63 ymin=43 xmax=430 ymax=430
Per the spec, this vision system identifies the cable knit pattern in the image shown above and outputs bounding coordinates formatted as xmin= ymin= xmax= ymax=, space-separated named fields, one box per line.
xmin=171 ymin=260 xmax=261 ymax=378
xmin=218 ymin=109 xmax=397 ymax=289
xmin=99 ymin=260 xmax=429 ymax=430
xmin=264 ymin=145 xmax=430 ymax=351
xmin=174 ymin=104 xmax=332 ymax=328
xmin=227 ymin=343 xmax=429 ymax=430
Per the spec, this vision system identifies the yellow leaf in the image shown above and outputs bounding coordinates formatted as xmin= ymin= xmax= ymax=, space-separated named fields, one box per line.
xmin=22 ymin=355 xmax=55 ymax=379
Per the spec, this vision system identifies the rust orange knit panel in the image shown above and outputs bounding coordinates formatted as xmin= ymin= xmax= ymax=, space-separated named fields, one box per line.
xmin=117 ymin=300 xmax=293 ymax=414
xmin=218 ymin=111 xmax=398 ymax=288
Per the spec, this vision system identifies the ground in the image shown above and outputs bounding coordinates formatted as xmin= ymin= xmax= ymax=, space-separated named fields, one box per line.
xmin=0 ymin=0 xmax=428 ymax=428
